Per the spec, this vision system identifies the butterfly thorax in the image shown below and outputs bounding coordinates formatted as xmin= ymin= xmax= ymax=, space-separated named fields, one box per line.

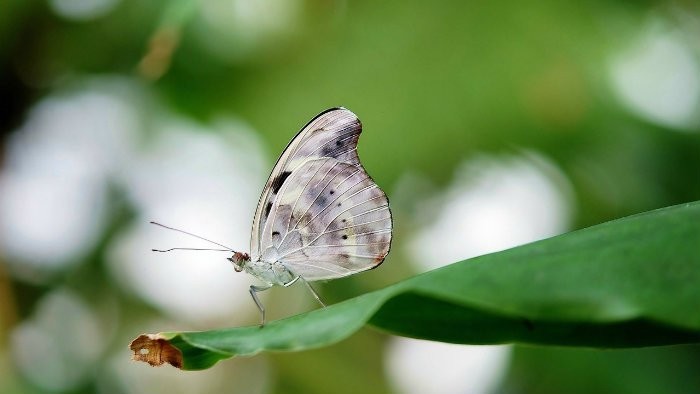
xmin=243 ymin=253 xmax=296 ymax=287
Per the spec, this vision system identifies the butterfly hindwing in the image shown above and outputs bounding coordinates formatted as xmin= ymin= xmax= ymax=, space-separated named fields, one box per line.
xmin=250 ymin=108 xmax=363 ymax=260
xmin=260 ymin=157 xmax=391 ymax=280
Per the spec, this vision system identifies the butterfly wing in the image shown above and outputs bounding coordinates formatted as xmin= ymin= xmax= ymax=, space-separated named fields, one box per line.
xmin=251 ymin=108 xmax=364 ymax=260
xmin=261 ymin=157 xmax=392 ymax=280
xmin=251 ymin=108 xmax=392 ymax=280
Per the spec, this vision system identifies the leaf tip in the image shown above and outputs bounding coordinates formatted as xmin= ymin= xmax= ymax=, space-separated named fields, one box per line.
xmin=130 ymin=334 xmax=183 ymax=369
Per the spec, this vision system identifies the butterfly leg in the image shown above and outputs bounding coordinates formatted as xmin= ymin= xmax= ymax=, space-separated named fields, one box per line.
xmin=282 ymin=266 xmax=326 ymax=307
xmin=298 ymin=276 xmax=326 ymax=308
xmin=283 ymin=276 xmax=300 ymax=287
xmin=249 ymin=284 xmax=272 ymax=327
xmin=282 ymin=275 xmax=324 ymax=304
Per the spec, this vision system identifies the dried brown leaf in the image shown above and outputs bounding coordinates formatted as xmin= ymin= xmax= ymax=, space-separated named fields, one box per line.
xmin=130 ymin=334 xmax=183 ymax=369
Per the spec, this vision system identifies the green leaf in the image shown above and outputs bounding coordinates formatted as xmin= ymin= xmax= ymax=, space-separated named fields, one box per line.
xmin=130 ymin=201 xmax=700 ymax=370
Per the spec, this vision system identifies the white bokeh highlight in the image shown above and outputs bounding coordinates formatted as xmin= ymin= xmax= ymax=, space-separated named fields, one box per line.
xmin=390 ymin=151 xmax=573 ymax=394
xmin=10 ymin=289 xmax=105 ymax=392
xmin=0 ymin=77 xmax=270 ymax=323
xmin=108 ymin=117 xmax=268 ymax=324
xmin=610 ymin=23 xmax=700 ymax=130
xmin=49 ymin=0 xmax=121 ymax=20
xmin=196 ymin=0 xmax=303 ymax=60
xmin=386 ymin=339 xmax=511 ymax=394
xmin=0 ymin=78 xmax=271 ymax=390
xmin=408 ymin=152 xmax=573 ymax=270
xmin=0 ymin=86 xmax=139 ymax=279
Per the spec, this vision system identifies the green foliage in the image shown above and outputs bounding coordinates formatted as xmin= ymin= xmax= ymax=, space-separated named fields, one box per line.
xmin=132 ymin=201 xmax=700 ymax=370
xmin=4 ymin=0 xmax=700 ymax=391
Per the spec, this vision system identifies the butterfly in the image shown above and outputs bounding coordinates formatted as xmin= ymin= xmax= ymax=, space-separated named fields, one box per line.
xmin=161 ymin=107 xmax=392 ymax=326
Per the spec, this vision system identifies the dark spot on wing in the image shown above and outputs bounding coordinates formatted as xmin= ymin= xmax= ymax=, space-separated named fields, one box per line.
xmin=341 ymin=219 xmax=347 ymax=223
xmin=265 ymin=201 xmax=272 ymax=217
xmin=335 ymin=140 xmax=341 ymax=146
xmin=342 ymin=234 xmax=348 ymax=240
xmin=272 ymin=231 xmax=280 ymax=236
xmin=298 ymin=213 xmax=312 ymax=227
xmin=270 ymin=171 xmax=292 ymax=194
xmin=329 ymin=190 xmax=335 ymax=195
xmin=317 ymin=194 xmax=328 ymax=207
xmin=337 ymin=202 xmax=342 ymax=207
xmin=357 ymin=225 xmax=371 ymax=234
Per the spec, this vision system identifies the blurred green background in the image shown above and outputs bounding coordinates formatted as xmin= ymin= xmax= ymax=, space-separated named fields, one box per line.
xmin=1 ymin=0 xmax=699 ymax=393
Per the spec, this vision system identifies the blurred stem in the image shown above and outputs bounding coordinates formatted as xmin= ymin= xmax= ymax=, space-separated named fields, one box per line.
xmin=0 ymin=257 xmax=18 ymax=347
xmin=137 ymin=0 xmax=198 ymax=81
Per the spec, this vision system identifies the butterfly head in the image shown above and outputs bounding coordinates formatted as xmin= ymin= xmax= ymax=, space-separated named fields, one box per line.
xmin=228 ymin=251 xmax=250 ymax=272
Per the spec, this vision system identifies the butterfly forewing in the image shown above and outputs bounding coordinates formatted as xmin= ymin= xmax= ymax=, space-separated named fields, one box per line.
xmin=250 ymin=108 xmax=363 ymax=259
xmin=251 ymin=108 xmax=392 ymax=281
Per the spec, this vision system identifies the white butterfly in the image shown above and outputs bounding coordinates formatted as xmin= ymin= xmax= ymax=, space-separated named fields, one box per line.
xmin=219 ymin=107 xmax=393 ymax=325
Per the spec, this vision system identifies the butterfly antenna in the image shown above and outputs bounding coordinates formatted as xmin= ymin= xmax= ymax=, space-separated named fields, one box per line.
xmin=150 ymin=221 xmax=236 ymax=252
xmin=152 ymin=247 xmax=232 ymax=253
